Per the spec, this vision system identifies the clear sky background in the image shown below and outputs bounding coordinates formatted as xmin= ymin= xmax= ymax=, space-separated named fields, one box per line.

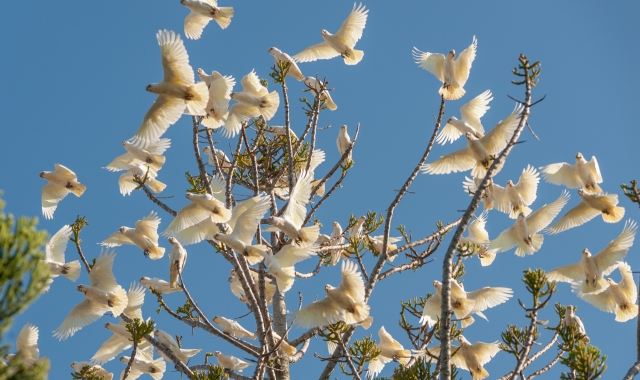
xmin=1 ymin=1 xmax=639 ymax=379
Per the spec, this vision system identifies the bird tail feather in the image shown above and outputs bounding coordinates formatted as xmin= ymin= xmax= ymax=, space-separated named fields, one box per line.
xmin=151 ymin=357 xmax=166 ymax=380
xmin=344 ymin=49 xmax=364 ymax=65
xmin=603 ymin=206 xmax=625 ymax=223
xmin=573 ymin=277 xmax=608 ymax=295
xmin=259 ymin=91 xmax=280 ymax=121
xmin=324 ymin=97 xmax=338 ymax=111
xmin=147 ymin=245 xmax=165 ymax=260
xmin=181 ymin=348 xmax=202 ymax=359
xmin=397 ymin=350 xmax=412 ymax=366
xmin=510 ymin=205 xmax=532 ymax=219
xmin=71 ymin=183 xmax=87 ymax=197
xmin=472 ymin=366 xmax=489 ymax=380
xmin=109 ymin=287 xmax=128 ymax=317
xmin=62 ymin=260 xmax=81 ymax=281
xmin=461 ymin=315 xmax=475 ymax=328
xmin=297 ymin=225 xmax=320 ymax=246
xmin=616 ymin=304 xmax=638 ymax=322
xmin=210 ymin=205 xmax=232 ymax=224
xmin=453 ymin=298 xmax=476 ymax=321
xmin=185 ymin=82 xmax=209 ymax=116
xmin=213 ymin=8 xmax=234 ymax=29
xmin=440 ymin=83 xmax=465 ymax=101
xmin=359 ymin=315 xmax=373 ymax=330
xmin=147 ymin=179 xmax=167 ymax=194
xmin=244 ymin=245 xmax=268 ymax=265
xmin=515 ymin=234 xmax=543 ymax=257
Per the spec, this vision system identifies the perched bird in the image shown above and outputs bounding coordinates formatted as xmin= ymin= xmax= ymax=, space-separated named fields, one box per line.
xmin=162 ymin=192 xmax=232 ymax=237
xmin=181 ymin=0 xmax=234 ymax=40
xmin=293 ymin=3 xmax=368 ymax=65
xmin=140 ymin=276 xmax=181 ymax=294
xmin=417 ymin=336 xmax=500 ymax=380
xmin=71 ymin=362 xmax=113 ymax=380
xmin=225 ymin=70 xmax=280 ymax=138
xmin=168 ymin=237 xmax=188 ymax=289
xmin=262 ymin=244 xmax=318 ymax=292
xmin=271 ymin=331 xmax=297 ymax=355
xmin=546 ymin=220 xmax=636 ymax=295
xmin=197 ymin=69 xmax=235 ymax=130
xmin=348 ymin=216 xmax=366 ymax=240
xmin=489 ymin=191 xmax=569 ymax=256
xmin=329 ymin=222 xmax=347 ymax=265
xmin=489 ymin=165 xmax=540 ymax=219
xmin=546 ymin=190 xmax=625 ymax=234
xmin=54 ymin=250 xmax=128 ymax=340
xmin=336 ymin=125 xmax=353 ymax=163
xmin=41 ymin=224 xmax=80 ymax=293
xmin=91 ymin=283 xmax=147 ymax=365
xmin=154 ymin=330 xmax=201 ymax=363
xmin=295 ymin=260 xmax=370 ymax=328
xmin=134 ymin=30 xmax=208 ymax=145
xmin=265 ymin=171 xmax=320 ymax=247
xmin=269 ymin=47 xmax=304 ymax=81
xmin=579 ymin=262 xmax=638 ymax=322
xmin=203 ymin=146 xmax=232 ymax=172
xmin=40 ymin=164 xmax=86 ymax=219
xmin=105 ymin=139 xmax=170 ymax=175
xmin=101 ymin=211 xmax=165 ymax=259
xmin=228 ymin=269 xmax=276 ymax=306
xmin=212 ymin=316 xmax=256 ymax=340
xmin=366 ymin=235 xmax=402 ymax=262
xmin=540 ymin=153 xmax=603 ymax=194
xmin=304 ymin=77 xmax=337 ymax=110
xmin=564 ymin=306 xmax=589 ymax=342
xmin=3 ymin=323 xmax=49 ymax=369
xmin=214 ymin=351 xmax=253 ymax=373
xmin=421 ymin=104 xmax=523 ymax=177
xmin=214 ymin=195 xmax=271 ymax=264
xmin=119 ymin=345 xmax=166 ymax=380
xmin=263 ymin=125 xmax=299 ymax=140
xmin=116 ymin=164 xmax=166 ymax=196
xmin=435 ymin=90 xmax=492 ymax=144
xmin=366 ymin=326 xmax=411 ymax=379
xmin=413 ymin=36 xmax=477 ymax=100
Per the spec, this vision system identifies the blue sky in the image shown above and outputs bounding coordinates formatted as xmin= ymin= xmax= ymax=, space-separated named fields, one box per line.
xmin=1 ymin=1 xmax=639 ymax=378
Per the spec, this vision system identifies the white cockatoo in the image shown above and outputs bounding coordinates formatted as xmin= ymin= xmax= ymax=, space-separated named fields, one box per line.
xmin=119 ymin=345 xmax=166 ymax=380
xmin=54 ymin=250 xmax=128 ymax=340
xmin=168 ymin=237 xmax=188 ymax=289
xmin=212 ymin=316 xmax=256 ymax=340
xmin=214 ymin=195 xmax=271 ymax=264
xmin=101 ymin=211 xmax=165 ymax=259
xmin=116 ymin=164 xmax=166 ymax=196
xmin=273 ymin=149 xmax=326 ymax=198
xmin=134 ymin=30 xmax=208 ymax=145
xmin=269 ymin=47 xmax=304 ymax=81
xmin=489 ymin=191 xmax=569 ymax=256
xmin=546 ymin=190 xmax=625 ymax=234
xmin=436 ymin=90 xmax=492 ymax=144
xmin=214 ymin=351 xmax=253 ymax=373
xmin=421 ymin=104 xmax=523 ymax=177
xmin=91 ymin=283 xmax=147 ymax=365
xmin=546 ymin=220 xmax=636 ymax=295
xmin=225 ymin=70 xmax=280 ymax=138
xmin=262 ymin=244 xmax=318 ymax=292
xmin=105 ymin=139 xmax=170 ymax=175
xmin=462 ymin=176 xmax=496 ymax=211
xmin=366 ymin=326 xmax=411 ymax=379
xmin=459 ymin=212 xmax=491 ymax=247
xmin=197 ymin=69 xmax=235 ymax=130
xmin=264 ymin=125 xmax=299 ymax=140
xmin=564 ymin=306 xmax=589 ymax=342
xmin=366 ymin=235 xmax=402 ymax=262
xmin=336 ymin=125 xmax=352 ymax=162
xmin=228 ymin=269 xmax=276 ymax=306
xmin=540 ymin=153 xmax=603 ymax=194
xmin=420 ymin=280 xmax=512 ymax=328
xmin=416 ymin=336 xmax=500 ymax=380
xmin=140 ymin=276 xmax=181 ymax=294
xmin=579 ymin=262 xmax=638 ymax=322
xmin=488 ymin=165 xmax=540 ymax=219
xmin=162 ymin=192 xmax=232 ymax=237
xmin=413 ymin=36 xmax=477 ymax=100
xmin=41 ymin=224 xmax=80 ymax=293
xmin=203 ymin=146 xmax=232 ymax=172
xmin=270 ymin=331 xmax=297 ymax=355
xmin=180 ymin=0 xmax=234 ymax=39
xmin=71 ymin=362 xmax=113 ymax=380
xmin=303 ymin=77 xmax=337 ymax=110
xmin=3 ymin=323 xmax=49 ymax=369
xmin=265 ymin=171 xmax=319 ymax=247
xmin=293 ymin=3 xmax=368 ymax=65
xmin=329 ymin=222 xmax=347 ymax=265
xmin=154 ymin=330 xmax=201 ymax=363
xmin=40 ymin=164 xmax=86 ymax=219
xmin=295 ymin=260 xmax=370 ymax=328
xmin=348 ymin=216 xmax=366 ymax=241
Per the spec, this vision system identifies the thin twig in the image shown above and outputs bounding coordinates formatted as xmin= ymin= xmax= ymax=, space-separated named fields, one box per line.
xmin=141 ymin=184 xmax=177 ymax=216
xmin=193 ymin=116 xmax=213 ymax=194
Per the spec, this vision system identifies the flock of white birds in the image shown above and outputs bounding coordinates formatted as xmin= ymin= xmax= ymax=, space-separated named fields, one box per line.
xmin=5 ymin=1 xmax=633 ymax=380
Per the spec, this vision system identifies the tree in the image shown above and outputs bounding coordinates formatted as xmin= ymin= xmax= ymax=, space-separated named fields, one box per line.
xmin=2 ymin=2 xmax=639 ymax=380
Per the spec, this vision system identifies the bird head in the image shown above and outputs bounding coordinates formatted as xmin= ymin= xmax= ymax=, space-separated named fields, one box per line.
xmin=582 ymin=248 xmax=591 ymax=257
xmin=458 ymin=335 xmax=470 ymax=345
xmin=575 ymin=152 xmax=583 ymax=160
xmin=70 ymin=362 xmax=77 ymax=370
xmin=268 ymin=47 xmax=278 ymax=55
xmin=333 ymin=221 xmax=339 ymax=227
xmin=227 ymin=276 xmax=234 ymax=282
xmin=464 ymin=132 xmax=475 ymax=140
xmin=145 ymin=84 xmax=153 ymax=92
xmin=77 ymin=284 xmax=86 ymax=293
xmin=185 ymin=193 xmax=193 ymax=200
xmin=433 ymin=280 xmax=441 ymax=289
xmin=321 ymin=29 xmax=330 ymax=36
xmin=140 ymin=276 xmax=149 ymax=284
xmin=506 ymin=180 xmax=514 ymax=187
xmin=119 ymin=356 xmax=128 ymax=363
xmin=578 ymin=189 xmax=585 ymax=196
xmin=168 ymin=237 xmax=178 ymax=245
xmin=180 ymin=0 xmax=186 ymax=4
xmin=203 ymin=146 xmax=211 ymax=155
xmin=104 ymin=322 xmax=111 ymax=328
xmin=153 ymin=330 xmax=161 ymax=338
xmin=325 ymin=284 xmax=335 ymax=292
xmin=341 ymin=125 xmax=347 ymax=132
xmin=446 ymin=116 xmax=458 ymax=124
xmin=119 ymin=226 xmax=127 ymax=234
xmin=606 ymin=278 xmax=615 ymax=285
xmin=230 ymin=92 xmax=236 ymax=99
xmin=517 ymin=212 xmax=525 ymax=220
xmin=39 ymin=171 xmax=45 ymax=178
xmin=197 ymin=67 xmax=206 ymax=76
xmin=448 ymin=50 xmax=456 ymax=58
xmin=212 ymin=316 xmax=220 ymax=323
xmin=566 ymin=305 xmax=574 ymax=314
xmin=214 ymin=351 xmax=221 ymax=357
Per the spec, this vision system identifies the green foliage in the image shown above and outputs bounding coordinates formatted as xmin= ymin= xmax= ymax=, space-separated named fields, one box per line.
xmin=185 ymin=171 xmax=208 ymax=194
xmin=559 ymin=342 xmax=607 ymax=380
xmin=192 ymin=365 xmax=229 ymax=380
xmin=0 ymin=195 xmax=51 ymax=380
xmin=71 ymin=365 xmax=106 ymax=380
xmin=376 ymin=357 xmax=460 ymax=380
xmin=269 ymin=61 xmax=290 ymax=85
xmin=339 ymin=336 xmax=380 ymax=377
xmin=131 ymin=166 xmax=151 ymax=191
xmin=621 ymin=180 xmax=640 ymax=207
xmin=318 ymin=321 xmax=349 ymax=350
xmin=522 ymin=268 xmax=555 ymax=311
xmin=512 ymin=54 xmax=541 ymax=87
xmin=125 ymin=318 xmax=155 ymax=345
xmin=176 ymin=299 xmax=198 ymax=321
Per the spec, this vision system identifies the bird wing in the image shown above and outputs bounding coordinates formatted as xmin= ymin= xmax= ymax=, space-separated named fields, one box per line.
xmin=209 ymin=74 xmax=234 ymax=108
xmin=232 ymin=195 xmax=271 ymax=244
xmin=275 ymin=244 xmax=317 ymax=268
xmin=378 ymin=326 xmax=404 ymax=351
xmin=163 ymin=203 xmax=210 ymax=236
xmin=491 ymin=184 xmax=511 ymax=215
xmin=579 ymin=289 xmax=616 ymax=313
xmin=124 ymin=283 xmax=146 ymax=320
xmin=184 ymin=11 xmax=211 ymax=40
xmin=420 ymin=295 xmax=441 ymax=326
xmin=294 ymin=297 xmax=341 ymax=328
xmin=338 ymin=260 xmax=365 ymax=303
xmin=208 ymin=175 xmax=227 ymax=203
xmin=471 ymin=341 xmax=501 ymax=366
xmin=468 ymin=211 xmax=490 ymax=244
xmin=545 ymin=202 xmax=601 ymax=235
xmin=480 ymin=104 xmax=523 ymax=155
xmin=105 ymin=152 xmax=138 ymax=172
xmin=546 ymin=262 xmax=584 ymax=283
xmin=306 ymin=149 xmax=326 ymax=173
xmin=91 ymin=334 xmax=130 ymax=365
xmin=525 ymin=191 xmax=570 ymax=234
xmin=46 ymin=225 xmax=72 ymax=263
xmin=334 ymin=3 xmax=368 ymax=48
xmin=453 ymin=36 xmax=477 ymax=87
xmin=158 ymin=30 xmax=193 ymax=85
xmin=412 ymin=49 xmax=445 ymax=82
xmin=488 ymin=225 xmax=518 ymax=253
xmin=136 ymin=211 xmax=161 ymax=246
xmin=53 ymin=164 xmax=79 ymax=181
xmin=467 ymin=287 xmax=513 ymax=311
xmin=420 ymin=146 xmax=476 ymax=175
xmin=435 ymin=121 xmax=464 ymax=145
xmin=16 ymin=323 xmax=39 ymax=360
xmin=450 ymin=280 xmax=467 ymax=300
xmin=146 ymin=138 xmax=171 ymax=156
xmin=223 ymin=103 xmax=257 ymax=138
xmin=617 ymin=262 xmax=637 ymax=302
xmin=283 ymin=171 xmax=313 ymax=228
xmin=53 ymin=299 xmax=109 ymax=340
xmin=118 ymin=173 xmax=138 ymax=196
xmin=137 ymin=95 xmax=186 ymax=143
xmin=515 ymin=165 xmax=540 ymax=205
xmin=460 ymin=89 xmax=492 ymax=133
xmin=41 ymin=182 xmax=70 ymax=219
xmin=540 ymin=162 xmax=580 ymax=188
xmin=293 ymin=41 xmax=340 ymax=63
xmin=101 ymin=231 xmax=133 ymax=247
xmin=89 ymin=250 xmax=118 ymax=291
xmin=589 ymin=156 xmax=603 ymax=183
xmin=240 ymin=70 xmax=268 ymax=97
xmin=594 ymin=220 xmax=637 ymax=275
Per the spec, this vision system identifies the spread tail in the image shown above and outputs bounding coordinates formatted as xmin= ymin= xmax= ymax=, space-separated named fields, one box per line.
xmin=343 ymin=49 xmax=364 ymax=65
xmin=146 ymin=245 xmax=165 ymax=260
xmin=62 ymin=260 xmax=81 ymax=281
xmin=602 ymin=205 xmax=625 ymax=223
